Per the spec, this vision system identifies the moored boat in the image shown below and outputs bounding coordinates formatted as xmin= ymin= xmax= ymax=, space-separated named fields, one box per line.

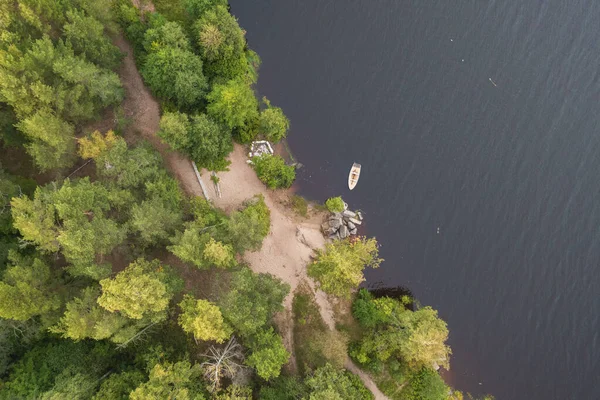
xmin=348 ymin=162 xmax=361 ymax=190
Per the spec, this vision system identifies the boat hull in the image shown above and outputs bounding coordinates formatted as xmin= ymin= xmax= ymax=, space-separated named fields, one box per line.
xmin=348 ymin=163 xmax=361 ymax=190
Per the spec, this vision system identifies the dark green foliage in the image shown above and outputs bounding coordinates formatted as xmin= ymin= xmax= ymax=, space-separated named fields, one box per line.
xmin=251 ymin=154 xmax=296 ymax=189
xmin=220 ymin=267 xmax=289 ymax=337
xmin=259 ymin=98 xmax=290 ymax=142
xmin=400 ymin=367 xmax=449 ymax=400
xmin=63 ymin=9 xmax=122 ymax=69
xmin=1 ymin=340 xmax=115 ymax=398
xmin=207 ymin=78 xmax=259 ymax=131
xmin=143 ymin=21 xmax=190 ymax=53
xmin=92 ymin=370 xmax=145 ymax=400
xmin=129 ymin=360 xmax=206 ymax=400
xmin=184 ymin=0 xmax=228 ymax=20
xmin=141 ymin=21 xmax=208 ymax=109
xmin=0 ymin=251 xmax=61 ymax=321
xmin=304 ymin=364 xmax=374 ymax=400
xmin=159 ymin=112 xmax=233 ymax=170
xmin=352 ymin=289 xmax=386 ymax=328
xmin=0 ymin=318 xmax=42 ymax=377
xmin=245 ymin=328 xmax=289 ymax=380
xmin=226 ymin=195 xmax=271 ymax=253
xmin=258 ymin=376 xmax=308 ymax=400
xmin=195 ymin=5 xmax=247 ymax=81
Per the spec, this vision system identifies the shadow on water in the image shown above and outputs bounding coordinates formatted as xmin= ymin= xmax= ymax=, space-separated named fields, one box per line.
xmin=366 ymin=281 xmax=416 ymax=311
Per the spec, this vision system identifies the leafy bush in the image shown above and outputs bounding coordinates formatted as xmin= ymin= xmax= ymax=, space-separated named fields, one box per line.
xmin=308 ymin=237 xmax=382 ymax=298
xmin=260 ymin=97 xmax=290 ymax=142
xmin=325 ymin=196 xmax=345 ymax=213
xmin=252 ymin=154 xmax=296 ymax=189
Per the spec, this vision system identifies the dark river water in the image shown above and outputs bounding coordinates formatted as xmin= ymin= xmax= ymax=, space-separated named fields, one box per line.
xmin=229 ymin=1 xmax=600 ymax=399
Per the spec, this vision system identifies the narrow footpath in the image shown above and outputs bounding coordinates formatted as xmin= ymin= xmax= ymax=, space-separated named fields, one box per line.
xmin=114 ymin=33 xmax=388 ymax=400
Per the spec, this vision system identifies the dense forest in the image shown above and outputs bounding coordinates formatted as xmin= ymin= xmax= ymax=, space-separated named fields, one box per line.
xmin=0 ymin=0 xmax=492 ymax=399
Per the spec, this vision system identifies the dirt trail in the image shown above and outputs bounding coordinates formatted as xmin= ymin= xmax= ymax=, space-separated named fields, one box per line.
xmin=114 ymin=32 xmax=387 ymax=399
xmin=114 ymin=35 xmax=203 ymax=197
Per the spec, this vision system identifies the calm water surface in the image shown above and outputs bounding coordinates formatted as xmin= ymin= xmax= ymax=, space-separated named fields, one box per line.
xmin=229 ymin=1 xmax=600 ymax=398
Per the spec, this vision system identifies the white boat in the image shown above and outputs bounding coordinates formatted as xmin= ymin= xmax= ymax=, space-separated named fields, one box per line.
xmin=348 ymin=163 xmax=361 ymax=190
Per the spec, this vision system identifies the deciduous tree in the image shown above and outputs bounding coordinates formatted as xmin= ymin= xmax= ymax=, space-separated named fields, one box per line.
xmin=130 ymin=361 xmax=205 ymax=400
xmin=220 ymin=267 xmax=288 ymax=337
xmin=142 ymin=46 xmax=208 ymax=109
xmin=206 ymin=79 xmax=258 ymax=131
xmin=304 ymin=364 xmax=373 ymax=400
xmin=246 ymin=328 xmax=289 ymax=380
xmin=195 ymin=5 xmax=247 ymax=81
xmin=226 ymin=195 xmax=270 ymax=254
xmin=259 ymin=97 xmax=289 ymax=142
xmin=98 ymin=259 xmax=181 ymax=321
xmin=178 ymin=295 xmax=232 ymax=343
xmin=308 ymin=237 xmax=382 ymax=298
xmin=251 ymin=154 xmax=295 ymax=189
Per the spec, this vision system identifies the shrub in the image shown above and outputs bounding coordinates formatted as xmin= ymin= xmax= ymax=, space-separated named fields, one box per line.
xmin=252 ymin=154 xmax=295 ymax=189
xmin=325 ymin=196 xmax=344 ymax=213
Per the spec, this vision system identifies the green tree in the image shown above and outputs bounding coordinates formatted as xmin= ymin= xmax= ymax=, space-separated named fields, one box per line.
xmin=158 ymin=111 xmax=192 ymax=153
xmin=202 ymin=237 xmax=236 ymax=268
xmin=98 ymin=258 xmax=181 ymax=321
xmin=94 ymin=139 xmax=162 ymax=190
xmin=226 ymin=195 xmax=270 ymax=254
xmin=131 ymin=196 xmax=183 ymax=246
xmin=169 ymin=228 xmax=234 ymax=270
xmin=142 ymin=46 xmax=208 ymax=109
xmin=220 ymin=267 xmax=289 ymax=337
xmin=183 ymin=0 xmax=227 ymax=20
xmin=352 ymin=295 xmax=451 ymax=370
xmin=63 ymin=9 xmax=121 ymax=69
xmin=10 ymin=189 xmax=60 ymax=253
xmin=16 ymin=108 xmax=76 ymax=171
xmin=259 ymin=97 xmax=290 ymax=142
xmin=50 ymin=286 xmax=147 ymax=343
xmin=130 ymin=360 xmax=205 ymax=400
xmin=304 ymin=364 xmax=373 ymax=400
xmin=246 ymin=328 xmax=290 ymax=380
xmin=308 ymin=237 xmax=382 ymax=298
xmin=325 ymin=196 xmax=344 ymax=213
xmin=0 ymin=251 xmax=61 ymax=321
xmin=0 ymin=339 xmax=115 ymax=399
xmin=178 ymin=295 xmax=232 ymax=343
xmin=188 ymin=113 xmax=233 ymax=169
xmin=214 ymin=385 xmax=252 ymax=400
xmin=143 ymin=21 xmax=190 ymax=52
xmin=92 ymin=370 xmax=145 ymax=400
xmin=207 ymin=79 xmax=259 ymax=131
xmin=195 ymin=5 xmax=247 ymax=81
xmin=251 ymin=154 xmax=295 ymax=189
xmin=258 ymin=376 xmax=308 ymax=400
xmin=400 ymin=367 xmax=449 ymax=400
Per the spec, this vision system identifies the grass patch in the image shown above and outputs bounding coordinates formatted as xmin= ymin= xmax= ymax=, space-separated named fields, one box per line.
xmin=292 ymin=282 xmax=347 ymax=375
xmin=290 ymin=195 xmax=308 ymax=217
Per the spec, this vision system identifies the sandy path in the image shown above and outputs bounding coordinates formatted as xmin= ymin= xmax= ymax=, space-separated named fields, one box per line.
xmin=114 ymin=30 xmax=386 ymax=399
xmin=114 ymin=35 xmax=203 ymax=197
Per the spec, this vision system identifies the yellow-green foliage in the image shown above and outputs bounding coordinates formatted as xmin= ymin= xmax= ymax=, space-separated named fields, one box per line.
xmin=325 ymin=196 xmax=344 ymax=213
xmin=98 ymin=259 xmax=175 ymax=321
xmin=178 ymin=295 xmax=232 ymax=343
xmin=308 ymin=237 xmax=382 ymax=298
